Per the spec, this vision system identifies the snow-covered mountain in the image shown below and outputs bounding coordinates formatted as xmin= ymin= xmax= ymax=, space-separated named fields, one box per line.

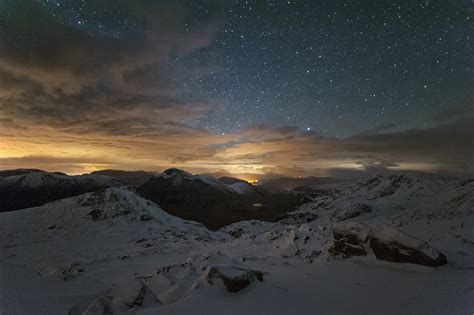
xmin=138 ymin=168 xmax=296 ymax=230
xmin=0 ymin=170 xmax=121 ymax=212
xmin=218 ymin=176 xmax=264 ymax=194
xmin=0 ymin=171 xmax=473 ymax=314
xmin=0 ymin=187 xmax=213 ymax=270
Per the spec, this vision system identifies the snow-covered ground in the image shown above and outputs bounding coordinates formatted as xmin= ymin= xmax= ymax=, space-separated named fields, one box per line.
xmin=0 ymin=173 xmax=473 ymax=314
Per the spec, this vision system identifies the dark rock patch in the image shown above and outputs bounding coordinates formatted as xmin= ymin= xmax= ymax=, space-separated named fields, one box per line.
xmin=369 ymin=225 xmax=448 ymax=267
xmin=329 ymin=222 xmax=448 ymax=267
xmin=333 ymin=203 xmax=372 ymax=222
xmin=329 ymin=222 xmax=370 ymax=257
xmin=204 ymin=266 xmax=264 ymax=293
xmin=130 ymin=285 xmax=161 ymax=308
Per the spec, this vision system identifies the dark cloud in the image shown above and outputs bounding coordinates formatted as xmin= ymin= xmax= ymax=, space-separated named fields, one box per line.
xmin=1 ymin=118 xmax=472 ymax=175
xmin=0 ymin=0 xmax=223 ymax=135
xmin=343 ymin=119 xmax=474 ymax=173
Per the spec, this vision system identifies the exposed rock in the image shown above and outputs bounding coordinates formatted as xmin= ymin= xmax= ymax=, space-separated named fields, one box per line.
xmin=332 ymin=203 xmax=372 ymax=222
xmin=87 ymin=209 xmax=103 ymax=221
xmin=229 ymin=228 xmax=245 ymax=238
xmin=279 ymin=211 xmax=318 ymax=224
xmin=61 ymin=262 xmax=83 ymax=281
xmin=140 ymin=214 xmax=153 ymax=221
xmin=131 ymin=285 xmax=161 ymax=308
xmin=369 ymin=224 xmax=448 ymax=267
xmin=329 ymin=222 xmax=448 ymax=267
xmin=329 ymin=222 xmax=370 ymax=257
xmin=203 ymin=266 xmax=264 ymax=293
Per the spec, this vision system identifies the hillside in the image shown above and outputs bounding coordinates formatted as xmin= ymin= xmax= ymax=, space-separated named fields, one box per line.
xmin=0 ymin=172 xmax=472 ymax=314
xmin=138 ymin=168 xmax=301 ymax=230
xmin=0 ymin=170 xmax=121 ymax=212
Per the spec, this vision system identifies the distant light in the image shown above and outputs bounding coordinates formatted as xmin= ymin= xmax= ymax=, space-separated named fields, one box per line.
xmin=306 ymin=127 xmax=311 ymax=131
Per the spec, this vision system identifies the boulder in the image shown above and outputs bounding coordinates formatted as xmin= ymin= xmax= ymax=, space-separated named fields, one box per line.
xmin=329 ymin=222 xmax=448 ymax=267
xmin=329 ymin=221 xmax=370 ymax=257
xmin=369 ymin=224 xmax=448 ymax=267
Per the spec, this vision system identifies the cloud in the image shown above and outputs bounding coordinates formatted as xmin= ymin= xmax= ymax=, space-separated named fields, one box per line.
xmin=1 ymin=118 xmax=472 ymax=175
xmin=0 ymin=0 xmax=223 ymax=133
xmin=0 ymin=2 xmax=471 ymax=177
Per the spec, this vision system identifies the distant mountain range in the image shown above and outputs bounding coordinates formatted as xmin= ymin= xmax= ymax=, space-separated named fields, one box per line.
xmin=91 ymin=169 xmax=157 ymax=186
xmin=0 ymin=169 xmax=121 ymax=212
xmin=0 ymin=168 xmax=342 ymax=228
xmin=0 ymin=169 xmax=309 ymax=228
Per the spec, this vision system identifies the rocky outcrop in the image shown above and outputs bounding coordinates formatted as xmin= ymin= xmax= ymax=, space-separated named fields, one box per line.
xmin=369 ymin=224 xmax=448 ymax=267
xmin=332 ymin=203 xmax=372 ymax=222
xmin=202 ymin=266 xmax=264 ymax=293
xmin=130 ymin=285 xmax=161 ymax=308
xmin=329 ymin=222 xmax=370 ymax=257
xmin=329 ymin=222 xmax=447 ymax=267
xmin=278 ymin=211 xmax=318 ymax=225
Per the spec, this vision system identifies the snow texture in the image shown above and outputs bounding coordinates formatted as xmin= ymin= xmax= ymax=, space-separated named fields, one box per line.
xmin=0 ymin=172 xmax=473 ymax=314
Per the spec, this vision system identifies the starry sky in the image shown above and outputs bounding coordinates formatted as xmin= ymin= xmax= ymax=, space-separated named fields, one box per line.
xmin=0 ymin=0 xmax=472 ymax=177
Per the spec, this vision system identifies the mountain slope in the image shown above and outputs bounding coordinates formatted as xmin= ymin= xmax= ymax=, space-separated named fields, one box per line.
xmin=0 ymin=187 xmax=213 ymax=271
xmin=138 ymin=168 xmax=300 ymax=230
xmin=0 ymin=170 xmax=121 ymax=212
xmin=0 ymin=172 xmax=473 ymax=314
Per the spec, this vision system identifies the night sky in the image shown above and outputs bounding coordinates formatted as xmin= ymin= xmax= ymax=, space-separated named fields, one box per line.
xmin=0 ymin=0 xmax=472 ymax=177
